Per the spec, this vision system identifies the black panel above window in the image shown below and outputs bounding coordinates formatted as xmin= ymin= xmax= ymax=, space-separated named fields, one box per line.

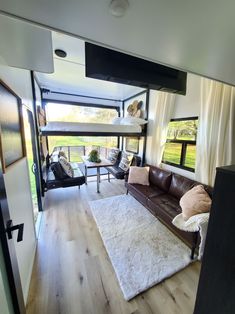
xmin=85 ymin=42 xmax=187 ymax=95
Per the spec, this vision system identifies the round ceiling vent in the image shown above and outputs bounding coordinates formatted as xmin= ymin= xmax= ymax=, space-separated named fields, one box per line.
xmin=54 ymin=49 xmax=67 ymax=58
xmin=109 ymin=0 xmax=129 ymax=17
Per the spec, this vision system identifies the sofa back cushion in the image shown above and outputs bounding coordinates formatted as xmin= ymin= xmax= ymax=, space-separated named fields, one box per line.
xmin=51 ymin=162 xmax=69 ymax=180
xmin=147 ymin=165 xmax=172 ymax=192
xmin=169 ymin=173 xmax=195 ymax=199
xmin=131 ymin=155 xmax=141 ymax=167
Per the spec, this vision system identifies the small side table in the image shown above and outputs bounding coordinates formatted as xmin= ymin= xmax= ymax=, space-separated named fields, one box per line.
xmin=81 ymin=156 xmax=113 ymax=193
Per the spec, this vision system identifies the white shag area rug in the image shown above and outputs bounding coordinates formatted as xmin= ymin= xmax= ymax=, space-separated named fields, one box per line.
xmin=89 ymin=194 xmax=192 ymax=300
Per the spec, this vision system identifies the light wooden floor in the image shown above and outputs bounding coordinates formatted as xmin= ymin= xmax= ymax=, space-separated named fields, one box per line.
xmin=27 ymin=178 xmax=200 ymax=314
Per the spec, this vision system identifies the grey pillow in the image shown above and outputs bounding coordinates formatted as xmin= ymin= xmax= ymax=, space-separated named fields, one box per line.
xmin=119 ymin=152 xmax=133 ymax=171
xmin=59 ymin=156 xmax=74 ymax=178
xmin=108 ymin=148 xmax=120 ymax=164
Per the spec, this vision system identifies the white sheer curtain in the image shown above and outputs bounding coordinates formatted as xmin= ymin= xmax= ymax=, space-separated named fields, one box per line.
xmin=148 ymin=92 xmax=176 ymax=166
xmin=195 ymin=78 xmax=235 ymax=186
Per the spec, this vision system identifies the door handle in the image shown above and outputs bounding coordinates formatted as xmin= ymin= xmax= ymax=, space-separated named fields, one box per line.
xmin=6 ymin=220 xmax=24 ymax=242
xmin=31 ymin=163 xmax=36 ymax=174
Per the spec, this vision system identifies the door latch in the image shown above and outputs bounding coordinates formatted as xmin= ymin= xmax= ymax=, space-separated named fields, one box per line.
xmin=5 ymin=220 xmax=24 ymax=242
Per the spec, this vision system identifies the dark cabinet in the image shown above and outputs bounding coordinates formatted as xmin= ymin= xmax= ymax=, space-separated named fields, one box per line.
xmin=194 ymin=165 xmax=235 ymax=314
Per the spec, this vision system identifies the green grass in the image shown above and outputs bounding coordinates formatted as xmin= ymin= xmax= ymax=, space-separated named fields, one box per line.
xmin=163 ymin=143 xmax=196 ymax=169
xmin=184 ymin=145 xmax=196 ymax=168
xmin=48 ymin=136 xmax=118 ymax=154
xmin=26 ymin=149 xmax=38 ymax=210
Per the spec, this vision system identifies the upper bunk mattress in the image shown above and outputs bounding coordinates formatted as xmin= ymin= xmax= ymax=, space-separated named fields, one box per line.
xmin=40 ymin=121 xmax=143 ymax=136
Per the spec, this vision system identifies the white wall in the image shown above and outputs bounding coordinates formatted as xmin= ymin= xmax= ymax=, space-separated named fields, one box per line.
xmin=0 ymin=64 xmax=37 ymax=302
xmin=146 ymin=73 xmax=201 ymax=179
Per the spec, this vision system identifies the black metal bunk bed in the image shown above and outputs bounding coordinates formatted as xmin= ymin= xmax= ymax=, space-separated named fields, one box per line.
xmin=38 ymin=90 xmax=149 ymax=191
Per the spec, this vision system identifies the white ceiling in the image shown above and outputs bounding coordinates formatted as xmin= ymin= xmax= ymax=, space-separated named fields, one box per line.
xmin=36 ymin=32 xmax=144 ymax=100
xmin=1 ymin=0 xmax=235 ymax=86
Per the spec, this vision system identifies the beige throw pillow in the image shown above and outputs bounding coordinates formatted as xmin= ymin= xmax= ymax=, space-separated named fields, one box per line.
xmin=59 ymin=156 xmax=74 ymax=178
xmin=128 ymin=166 xmax=150 ymax=185
xmin=180 ymin=185 xmax=212 ymax=221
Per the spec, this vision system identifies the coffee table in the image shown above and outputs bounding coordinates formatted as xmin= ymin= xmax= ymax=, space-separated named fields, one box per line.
xmin=81 ymin=156 xmax=113 ymax=193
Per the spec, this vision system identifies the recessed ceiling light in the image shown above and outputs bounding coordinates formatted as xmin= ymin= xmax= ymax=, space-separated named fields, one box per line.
xmin=109 ymin=0 xmax=129 ymax=17
xmin=54 ymin=49 xmax=67 ymax=58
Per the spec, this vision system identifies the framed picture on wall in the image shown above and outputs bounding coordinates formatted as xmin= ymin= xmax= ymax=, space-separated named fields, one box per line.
xmin=0 ymin=80 xmax=25 ymax=172
xmin=125 ymin=137 xmax=139 ymax=154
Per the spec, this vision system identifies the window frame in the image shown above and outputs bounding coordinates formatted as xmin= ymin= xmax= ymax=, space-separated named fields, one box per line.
xmin=162 ymin=116 xmax=198 ymax=172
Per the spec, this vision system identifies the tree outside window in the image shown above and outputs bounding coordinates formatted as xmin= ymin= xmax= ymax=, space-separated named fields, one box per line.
xmin=162 ymin=117 xmax=198 ymax=171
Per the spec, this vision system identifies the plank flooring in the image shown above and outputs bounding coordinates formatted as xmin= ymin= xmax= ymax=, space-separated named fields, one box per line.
xmin=26 ymin=178 xmax=200 ymax=314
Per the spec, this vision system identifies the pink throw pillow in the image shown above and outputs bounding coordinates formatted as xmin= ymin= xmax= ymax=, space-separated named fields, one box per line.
xmin=180 ymin=185 xmax=212 ymax=221
xmin=128 ymin=166 xmax=150 ymax=185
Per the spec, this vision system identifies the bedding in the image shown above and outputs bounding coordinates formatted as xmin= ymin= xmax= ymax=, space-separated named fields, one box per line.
xmin=40 ymin=121 xmax=143 ymax=136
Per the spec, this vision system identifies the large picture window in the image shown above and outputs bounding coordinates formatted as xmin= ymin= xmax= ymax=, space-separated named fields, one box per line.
xmin=45 ymin=102 xmax=119 ymax=155
xmin=162 ymin=117 xmax=198 ymax=172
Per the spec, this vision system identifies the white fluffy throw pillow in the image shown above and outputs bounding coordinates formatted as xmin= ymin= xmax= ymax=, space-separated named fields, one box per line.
xmin=180 ymin=185 xmax=212 ymax=221
xmin=59 ymin=156 xmax=74 ymax=178
xmin=128 ymin=166 xmax=150 ymax=185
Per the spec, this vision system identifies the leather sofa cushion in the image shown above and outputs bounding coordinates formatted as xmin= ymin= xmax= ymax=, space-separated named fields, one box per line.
xmin=106 ymin=166 xmax=126 ymax=179
xmin=147 ymin=194 xmax=182 ymax=219
xmin=147 ymin=165 xmax=172 ymax=192
xmin=169 ymin=173 xmax=195 ymax=199
xmin=51 ymin=162 xmax=69 ymax=180
xmin=126 ymin=183 xmax=165 ymax=206
xmin=146 ymin=195 xmax=196 ymax=247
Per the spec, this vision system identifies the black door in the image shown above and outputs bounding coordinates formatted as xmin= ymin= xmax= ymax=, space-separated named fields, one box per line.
xmin=0 ymin=160 xmax=26 ymax=314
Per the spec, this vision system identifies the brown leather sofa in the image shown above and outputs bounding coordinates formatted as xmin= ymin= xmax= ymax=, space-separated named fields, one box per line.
xmin=125 ymin=165 xmax=213 ymax=258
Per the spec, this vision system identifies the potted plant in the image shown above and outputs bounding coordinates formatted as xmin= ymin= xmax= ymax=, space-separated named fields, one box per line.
xmin=88 ymin=149 xmax=101 ymax=163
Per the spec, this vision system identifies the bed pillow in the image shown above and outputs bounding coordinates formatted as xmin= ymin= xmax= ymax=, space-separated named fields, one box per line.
xmin=180 ymin=185 xmax=212 ymax=221
xmin=59 ymin=156 xmax=74 ymax=178
xmin=120 ymin=117 xmax=148 ymax=126
xmin=112 ymin=117 xmax=123 ymax=125
xmin=119 ymin=152 xmax=133 ymax=171
xmin=108 ymin=148 xmax=120 ymax=164
xmin=128 ymin=166 xmax=150 ymax=185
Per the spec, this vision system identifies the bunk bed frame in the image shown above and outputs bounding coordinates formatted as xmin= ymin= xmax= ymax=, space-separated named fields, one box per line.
xmin=40 ymin=91 xmax=149 ymax=138
xmin=37 ymin=88 xmax=149 ymax=192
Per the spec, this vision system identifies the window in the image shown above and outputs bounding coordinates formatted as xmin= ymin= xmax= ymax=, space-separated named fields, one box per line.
xmin=162 ymin=117 xmax=198 ymax=172
xmin=45 ymin=102 xmax=119 ymax=157
xmin=46 ymin=102 xmax=118 ymax=124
